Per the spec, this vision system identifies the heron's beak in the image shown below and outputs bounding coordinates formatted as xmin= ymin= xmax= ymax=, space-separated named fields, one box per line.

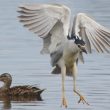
xmin=80 ymin=46 xmax=87 ymax=54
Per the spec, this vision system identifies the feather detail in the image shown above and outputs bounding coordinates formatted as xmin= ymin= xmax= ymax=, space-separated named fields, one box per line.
xmin=72 ymin=13 xmax=110 ymax=53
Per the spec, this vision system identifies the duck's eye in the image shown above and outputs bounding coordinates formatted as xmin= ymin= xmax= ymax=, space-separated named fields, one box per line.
xmin=1 ymin=75 xmax=6 ymax=78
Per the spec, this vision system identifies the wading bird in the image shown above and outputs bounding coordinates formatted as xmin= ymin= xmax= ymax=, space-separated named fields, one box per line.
xmin=18 ymin=3 xmax=110 ymax=107
xmin=0 ymin=73 xmax=44 ymax=100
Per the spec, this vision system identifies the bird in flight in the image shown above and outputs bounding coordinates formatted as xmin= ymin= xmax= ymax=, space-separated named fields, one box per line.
xmin=18 ymin=3 xmax=110 ymax=108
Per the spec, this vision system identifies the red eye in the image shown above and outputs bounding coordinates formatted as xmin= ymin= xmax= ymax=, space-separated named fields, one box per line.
xmin=78 ymin=45 xmax=81 ymax=48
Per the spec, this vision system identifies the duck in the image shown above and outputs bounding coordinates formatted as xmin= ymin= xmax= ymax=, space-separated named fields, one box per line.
xmin=0 ymin=73 xmax=45 ymax=100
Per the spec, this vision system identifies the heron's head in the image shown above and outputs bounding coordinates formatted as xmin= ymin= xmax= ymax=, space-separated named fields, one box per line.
xmin=67 ymin=34 xmax=87 ymax=54
xmin=0 ymin=73 xmax=12 ymax=88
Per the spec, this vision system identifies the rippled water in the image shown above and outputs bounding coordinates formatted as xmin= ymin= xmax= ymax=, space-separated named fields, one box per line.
xmin=0 ymin=0 xmax=110 ymax=110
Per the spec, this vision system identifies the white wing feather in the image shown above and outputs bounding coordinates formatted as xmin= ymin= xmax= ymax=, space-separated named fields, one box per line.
xmin=73 ymin=13 xmax=110 ymax=53
xmin=18 ymin=4 xmax=71 ymax=54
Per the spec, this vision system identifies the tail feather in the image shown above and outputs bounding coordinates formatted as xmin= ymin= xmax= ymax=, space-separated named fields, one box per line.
xmin=51 ymin=65 xmax=72 ymax=76
xmin=36 ymin=89 xmax=45 ymax=95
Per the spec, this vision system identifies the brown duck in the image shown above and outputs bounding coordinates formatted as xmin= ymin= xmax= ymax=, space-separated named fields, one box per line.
xmin=0 ymin=73 xmax=45 ymax=100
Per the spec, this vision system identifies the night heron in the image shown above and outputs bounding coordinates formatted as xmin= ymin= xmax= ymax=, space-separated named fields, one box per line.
xmin=18 ymin=3 xmax=110 ymax=107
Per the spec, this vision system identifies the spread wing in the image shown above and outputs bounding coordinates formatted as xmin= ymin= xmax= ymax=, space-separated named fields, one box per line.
xmin=18 ymin=4 xmax=71 ymax=54
xmin=72 ymin=13 xmax=110 ymax=53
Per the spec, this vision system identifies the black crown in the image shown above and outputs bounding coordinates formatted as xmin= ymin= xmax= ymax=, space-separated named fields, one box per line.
xmin=67 ymin=33 xmax=85 ymax=46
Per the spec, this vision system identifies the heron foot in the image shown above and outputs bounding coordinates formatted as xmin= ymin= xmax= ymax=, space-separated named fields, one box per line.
xmin=78 ymin=95 xmax=89 ymax=105
xmin=74 ymin=90 xmax=89 ymax=105
xmin=61 ymin=97 xmax=68 ymax=108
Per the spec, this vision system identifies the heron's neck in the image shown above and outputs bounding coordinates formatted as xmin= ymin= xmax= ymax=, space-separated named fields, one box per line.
xmin=66 ymin=40 xmax=79 ymax=52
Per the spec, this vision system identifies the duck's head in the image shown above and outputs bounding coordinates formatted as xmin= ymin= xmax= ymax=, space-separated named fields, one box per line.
xmin=0 ymin=73 xmax=12 ymax=89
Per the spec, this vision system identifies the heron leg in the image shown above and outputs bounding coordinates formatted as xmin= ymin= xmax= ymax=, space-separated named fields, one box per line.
xmin=61 ymin=65 xmax=68 ymax=108
xmin=72 ymin=63 xmax=89 ymax=105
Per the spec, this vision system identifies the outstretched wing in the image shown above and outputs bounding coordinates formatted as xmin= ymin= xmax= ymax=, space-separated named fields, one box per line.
xmin=72 ymin=13 xmax=110 ymax=53
xmin=18 ymin=4 xmax=71 ymax=54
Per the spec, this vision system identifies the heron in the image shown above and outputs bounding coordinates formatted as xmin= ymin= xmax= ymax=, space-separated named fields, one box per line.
xmin=18 ymin=3 xmax=110 ymax=107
